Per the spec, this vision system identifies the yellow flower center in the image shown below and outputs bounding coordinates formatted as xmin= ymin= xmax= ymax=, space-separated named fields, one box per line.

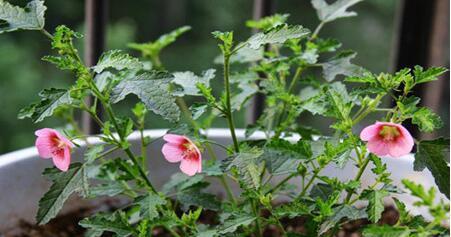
xmin=379 ymin=125 xmax=400 ymax=141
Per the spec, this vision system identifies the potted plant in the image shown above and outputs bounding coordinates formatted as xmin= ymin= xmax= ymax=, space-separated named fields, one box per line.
xmin=0 ymin=0 xmax=449 ymax=236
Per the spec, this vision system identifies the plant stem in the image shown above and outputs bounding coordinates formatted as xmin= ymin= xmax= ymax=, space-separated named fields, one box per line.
xmin=299 ymin=169 xmax=320 ymax=197
xmin=344 ymin=156 xmax=370 ymax=203
xmin=40 ymin=29 xmax=54 ymax=40
xmin=251 ymin=199 xmax=262 ymax=237
xmin=103 ymin=103 xmax=157 ymax=193
xmin=267 ymin=173 xmax=296 ymax=194
xmin=223 ymin=55 xmax=240 ymax=153
xmin=310 ymin=21 xmax=325 ymax=41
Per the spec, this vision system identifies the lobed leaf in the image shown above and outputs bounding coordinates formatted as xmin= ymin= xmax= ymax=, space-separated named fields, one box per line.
xmin=111 ymin=71 xmax=180 ymax=122
xmin=362 ymin=225 xmax=410 ymax=237
xmin=172 ymin=69 xmax=216 ymax=96
xmin=135 ymin=193 xmax=167 ymax=220
xmin=36 ymin=163 xmax=86 ymax=224
xmin=362 ymin=189 xmax=388 ymax=223
xmin=79 ymin=212 xmax=133 ymax=237
xmin=321 ymin=51 xmax=367 ymax=82
xmin=311 ymin=0 xmax=362 ymax=23
xmin=246 ymin=24 xmax=310 ymax=49
xmin=414 ymin=138 xmax=450 ymax=198
xmin=92 ymin=50 xmax=143 ymax=73
xmin=0 ymin=0 xmax=46 ymax=33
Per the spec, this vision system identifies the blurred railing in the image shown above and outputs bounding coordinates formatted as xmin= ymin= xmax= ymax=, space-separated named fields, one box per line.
xmin=82 ymin=0 xmax=449 ymax=136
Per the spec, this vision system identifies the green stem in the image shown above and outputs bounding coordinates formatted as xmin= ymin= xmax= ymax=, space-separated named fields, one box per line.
xmin=352 ymin=94 xmax=383 ymax=125
xmin=223 ymin=55 xmax=240 ymax=153
xmin=299 ymin=170 xmax=319 ymax=197
xmin=344 ymin=156 xmax=370 ymax=203
xmin=40 ymin=29 xmax=54 ymax=40
xmin=310 ymin=21 xmax=325 ymax=40
xmin=104 ymin=104 xmax=157 ymax=193
xmin=267 ymin=173 xmax=296 ymax=194
xmin=251 ymin=199 xmax=262 ymax=237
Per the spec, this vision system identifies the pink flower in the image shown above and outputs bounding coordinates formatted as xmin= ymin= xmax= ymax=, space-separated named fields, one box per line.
xmin=161 ymin=134 xmax=202 ymax=176
xmin=360 ymin=121 xmax=414 ymax=158
xmin=35 ymin=128 xmax=74 ymax=172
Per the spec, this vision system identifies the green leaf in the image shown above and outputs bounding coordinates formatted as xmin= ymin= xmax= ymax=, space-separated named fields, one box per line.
xmin=319 ymin=205 xmax=367 ymax=235
xmin=135 ymin=193 xmax=166 ymax=220
xmin=310 ymin=183 xmax=333 ymax=201
xmin=162 ymin=172 xmax=206 ymax=194
xmin=222 ymin=147 xmax=264 ymax=189
xmin=273 ymin=201 xmax=312 ymax=218
xmin=413 ymin=65 xmax=448 ymax=84
xmin=190 ymin=103 xmax=208 ymax=120
xmin=128 ymin=26 xmax=191 ymax=58
xmin=321 ymin=51 xmax=367 ymax=82
xmin=218 ymin=214 xmax=256 ymax=234
xmin=414 ymin=138 xmax=450 ymax=198
xmin=260 ymin=139 xmax=311 ymax=175
xmin=79 ymin=212 xmax=133 ymax=237
xmin=311 ymin=0 xmax=362 ymax=23
xmin=214 ymin=44 xmax=264 ymax=64
xmin=172 ymin=69 xmax=216 ymax=96
xmin=230 ymin=71 xmax=259 ymax=111
xmin=84 ymin=145 xmax=104 ymax=163
xmin=362 ymin=189 xmax=388 ymax=223
xmin=0 ymin=0 xmax=46 ymax=33
xmin=412 ymin=107 xmax=443 ymax=132
xmin=246 ymin=24 xmax=310 ymax=49
xmin=92 ymin=50 xmax=142 ymax=73
xmin=362 ymin=225 xmax=411 ymax=237
xmin=36 ymin=163 xmax=86 ymax=224
xmin=177 ymin=189 xmax=221 ymax=211
xmin=18 ymin=88 xmax=74 ymax=123
xmin=246 ymin=13 xmax=289 ymax=30
xmin=111 ymin=71 xmax=180 ymax=122
xmin=88 ymin=183 xmax=125 ymax=198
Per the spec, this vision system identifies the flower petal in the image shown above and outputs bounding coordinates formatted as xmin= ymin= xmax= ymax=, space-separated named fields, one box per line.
xmin=162 ymin=143 xmax=184 ymax=163
xmin=179 ymin=158 xmax=200 ymax=176
xmin=35 ymin=136 xmax=54 ymax=159
xmin=52 ymin=147 xmax=71 ymax=172
xmin=360 ymin=124 xmax=380 ymax=141
xmin=163 ymin=134 xmax=186 ymax=145
xmin=35 ymin=128 xmax=57 ymax=137
xmin=388 ymin=137 xmax=414 ymax=157
xmin=367 ymin=138 xmax=389 ymax=156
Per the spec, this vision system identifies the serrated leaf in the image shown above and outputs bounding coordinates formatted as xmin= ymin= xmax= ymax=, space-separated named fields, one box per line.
xmin=414 ymin=138 xmax=450 ymax=198
xmin=245 ymin=13 xmax=289 ymax=30
xmin=190 ymin=103 xmax=208 ymax=120
xmin=413 ymin=65 xmax=448 ymax=84
xmin=88 ymin=182 xmax=125 ymax=198
xmin=310 ymin=183 xmax=333 ymax=201
xmin=319 ymin=205 xmax=367 ymax=235
xmin=412 ymin=107 xmax=443 ymax=132
xmin=92 ymin=50 xmax=142 ymax=73
xmin=177 ymin=190 xmax=221 ymax=211
xmin=246 ymin=24 xmax=310 ymax=49
xmin=274 ymin=201 xmax=312 ymax=218
xmin=219 ymin=215 xmax=256 ymax=234
xmin=214 ymin=45 xmax=264 ymax=64
xmin=128 ymin=26 xmax=191 ymax=58
xmin=321 ymin=51 xmax=367 ymax=82
xmin=111 ymin=71 xmax=180 ymax=122
xmin=230 ymin=71 xmax=259 ymax=110
xmin=362 ymin=189 xmax=388 ymax=223
xmin=135 ymin=193 xmax=166 ymax=220
xmin=0 ymin=0 xmax=46 ymax=33
xmin=36 ymin=163 xmax=86 ymax=224
xmin=18 ymin=88 xmax=73 ymax=123
xmin=362 ymin=225 xmax=411 ymax=237
xmin=311 ymin=0 xmax=362 ymax=23
xmin=79 ymin=212 xmax=133 ymax=237
xmin=223 ymin=147 xmax=264 ymax=188
xmin=172 ymin=69 xmax=215 ymax=96
xmin=260 ymin=139 xmax=311 ymax=175
xmin=162 ymin=172 xmax=206 ymax=194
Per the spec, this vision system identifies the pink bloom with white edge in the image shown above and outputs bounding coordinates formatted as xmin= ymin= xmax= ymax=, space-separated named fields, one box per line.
xmin=35 ymin=128 xmax=74 ymax=172
xmin=162 ymin=134 xmax=202 ymax=176
xmin=360 ymin=121 xmax=414 ymax=158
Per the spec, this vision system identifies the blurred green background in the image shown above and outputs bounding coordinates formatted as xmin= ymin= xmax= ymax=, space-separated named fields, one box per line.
xmin=0 ymin=0 xmax=448 ymax=153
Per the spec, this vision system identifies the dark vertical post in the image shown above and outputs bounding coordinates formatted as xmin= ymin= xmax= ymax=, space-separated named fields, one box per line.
xmin=82 ymin=0 xmax=108 ymax=134
xmin=392 ymin=0 xmax=449 ymax=139
xmin=247 ymin=0 xmax=274 ymax=123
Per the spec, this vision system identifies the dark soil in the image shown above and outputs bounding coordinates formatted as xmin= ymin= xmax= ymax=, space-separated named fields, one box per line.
xmin=2 ymin=205 xmax=400 ymax=237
